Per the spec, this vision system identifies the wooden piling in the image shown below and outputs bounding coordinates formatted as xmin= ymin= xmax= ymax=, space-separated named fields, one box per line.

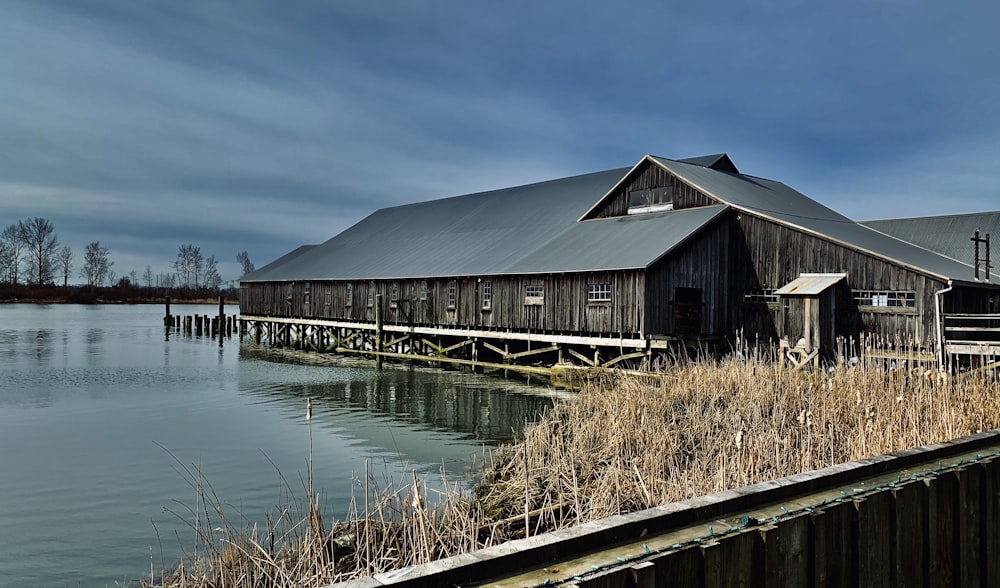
xmin=892 ymin=481 xmax=929 ymax=586
xmin=163 ymin=295 xmax=172 ymax=327
xmin=761 ymin=516 xmax=809 ymax=586
xmin=855 ymin=491 xmax=892 ymax=587
xmin=811 ymin=501 xmax=858 ymax=586
xmin=218 ymin=295 xmax=225 ymax=347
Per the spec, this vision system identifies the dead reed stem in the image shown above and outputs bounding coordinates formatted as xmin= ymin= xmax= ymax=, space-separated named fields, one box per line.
xmin=151 ymin=358 xmax=999 ymax=587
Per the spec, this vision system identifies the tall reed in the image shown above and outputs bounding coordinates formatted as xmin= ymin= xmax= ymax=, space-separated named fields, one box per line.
xmin=149 ymin=357 xmax=1000 ymax=587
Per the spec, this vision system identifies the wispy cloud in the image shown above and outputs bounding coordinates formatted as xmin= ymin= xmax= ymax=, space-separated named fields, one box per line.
xmin=1 ymin=0 xmax=999 ymax=281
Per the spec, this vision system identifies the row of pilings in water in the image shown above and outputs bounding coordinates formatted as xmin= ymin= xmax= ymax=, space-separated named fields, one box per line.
xmin=162 ymin=295 xmax=238 ymax=342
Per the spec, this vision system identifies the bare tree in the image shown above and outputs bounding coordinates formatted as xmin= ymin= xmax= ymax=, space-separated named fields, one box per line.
xmin=143 ymin=265 xmax=153 ymax=288
xmin=58 ymin=246 xmax=73 ymax=287
xmin=81 ymin=241 xmax=113 ymax=287
xmin=237 ymin=250 xmax=255 ymax=277
xmin=0 ymin=224 xmax=23 ymax=284
xmin=174 ymin=244 xmax=204 ymax=288
xmin=191 ymin=247 xmax=204 ymax=288
xmin=204 ymin=255 xmax=222 ymax=290
xmin=20 ymin=217 xmax=59 ymax=285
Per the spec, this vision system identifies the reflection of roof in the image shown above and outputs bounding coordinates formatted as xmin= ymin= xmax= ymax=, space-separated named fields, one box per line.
xmin=244 ymin=168 xmax=728 ymax=282
xmin=776 ymin=273 xmax=847 ymax=296
xmin=861 ymin=212 xmax=1000 ymax=281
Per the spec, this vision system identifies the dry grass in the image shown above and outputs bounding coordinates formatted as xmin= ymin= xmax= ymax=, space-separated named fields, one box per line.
xmin=149 ymin=354 xmax=1000 ymax=587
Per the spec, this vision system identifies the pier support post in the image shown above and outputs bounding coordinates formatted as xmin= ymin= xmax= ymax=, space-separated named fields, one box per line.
xmin=218 ymin=295 xmax=225 ymax=347
xmin=163 ymin=295 xmax=172 ymax=328
xmin=375 ymin=294 xmax=384 ymax=368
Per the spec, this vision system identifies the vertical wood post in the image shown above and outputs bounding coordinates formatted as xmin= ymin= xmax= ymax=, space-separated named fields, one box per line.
xmin=855 ymin=491 xmax=893 ymax=587
xmin=650 ymin=546 xmax=703 ymax=588
xmin=761 ymin=516 xmax=809 ymax=586
xmin=164 ymin=295 xmax=172 ymax=327
xmin=218 ymin=295 xmax=225 ymax=347
xmin=893 ymin=481 xmax=929 ymax=586
xmin=981 ymin=458 xmax=1000 ymax=585
xmin=929 ymin=474 xmax=958 ymax=585
xmin=701 ymin=531 xmax=763 ymax=587
xmin=375 ymin=294 xmax=384 ymax=349
xmin=811 ymin=501 xmax=858 ymax=586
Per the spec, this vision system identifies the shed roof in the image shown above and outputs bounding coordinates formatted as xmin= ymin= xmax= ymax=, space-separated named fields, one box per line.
xmin=860 ymin=211 xmax=1000 ymax=281
xmin=776 ymin=273 xmax=847 ymax=296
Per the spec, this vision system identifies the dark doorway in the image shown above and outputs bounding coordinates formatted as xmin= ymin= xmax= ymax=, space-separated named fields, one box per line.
xmin=673 ymin=287 xmax=702 ymax=335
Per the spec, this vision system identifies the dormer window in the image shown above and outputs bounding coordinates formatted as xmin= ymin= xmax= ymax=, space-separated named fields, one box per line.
xmin=627 ymin=186 xmax=673 ymax=214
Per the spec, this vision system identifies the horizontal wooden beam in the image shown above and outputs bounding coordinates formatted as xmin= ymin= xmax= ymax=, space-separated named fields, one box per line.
xmin=241 ymin=315 xmax=646 ymax=348
xmin=505 ymin=344 xmax=560 ymax=361
xmin=945 ymin=343 xmax=1000 ymax=355
xmin=601 ymin=350 xmax=647 ymax=368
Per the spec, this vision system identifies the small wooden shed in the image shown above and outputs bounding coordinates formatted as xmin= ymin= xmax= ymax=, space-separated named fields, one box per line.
xmin=775 ymin=273 xmax=848 ymax=357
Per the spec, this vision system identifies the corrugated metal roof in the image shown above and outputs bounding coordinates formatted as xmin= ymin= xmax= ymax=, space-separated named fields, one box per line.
xmin=245 ymin=153 xmax=998 ymax=287
xmin=649 ymin=156 xmax=986 ymax=283
xmin=775 ymin=273 xmax=847 ymax=296
xmin=861 ymin=212 xmax=1000 ymax=281
xmin=244 ymin=168 xmax=728 ymax=282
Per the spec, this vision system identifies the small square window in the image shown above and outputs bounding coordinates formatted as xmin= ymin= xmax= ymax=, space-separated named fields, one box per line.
xmin=524 ymin=284 xmax=544 ymax=305
xmin=420 ymin=280 xmax=428 ymax=301
xmin=588 ymin=283 xmax=611 ymax=303
xmin=390 ymin=284 xmax=398 ymax=308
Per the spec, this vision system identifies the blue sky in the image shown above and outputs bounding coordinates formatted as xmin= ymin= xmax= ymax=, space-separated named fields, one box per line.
xmin=2 ymin=1 xmax=999 ymax=283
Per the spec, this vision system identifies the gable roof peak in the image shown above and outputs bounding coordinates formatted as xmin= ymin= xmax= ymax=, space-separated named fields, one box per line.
xmin=673 ymin=153 xmax=740 ymax=174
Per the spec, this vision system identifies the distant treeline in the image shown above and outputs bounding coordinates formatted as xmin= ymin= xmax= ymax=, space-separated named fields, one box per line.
xmin=0 ymin=282 xmax=239 ymax=304
xmin=1 ymin=216 xmax=256 ymax=292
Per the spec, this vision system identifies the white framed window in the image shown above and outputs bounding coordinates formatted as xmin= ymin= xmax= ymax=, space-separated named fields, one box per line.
xmin=420 ymin=280 xmax=428 ymax=301
xmin=627 ymin=186 xmax=673 ymax=214
xmin=367 ymin=281 xmax=375 ymax=307
xmin=744 ymin=288 xmax=778 ymax=304
xmin=482 ymin=280 xmax=492 ymax=309
xmin=447 ymin=280 xmax=457 ymax=309
xmin=345 ymin=283 xmax=353 ymax=307
xmin=524 ymin=284 xmax=544 ymax=305
xmin=587 ymin=283 xmax=612 ymax=303
xmin=854 ymin=290 xmax=916 ymax=309
xmin=390 ymin=283 xmax=398 ymax=308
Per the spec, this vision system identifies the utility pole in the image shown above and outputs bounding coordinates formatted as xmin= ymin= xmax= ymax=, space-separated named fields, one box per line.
xmin=971 ymin=231 xmax=991 ymax=281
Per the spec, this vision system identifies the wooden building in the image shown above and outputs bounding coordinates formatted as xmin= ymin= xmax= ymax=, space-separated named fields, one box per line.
xmin=240 ymin=154 xmax=1000 ymax=369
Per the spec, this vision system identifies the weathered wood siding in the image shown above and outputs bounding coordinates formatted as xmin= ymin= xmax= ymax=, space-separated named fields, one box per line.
xmin=241 ymin=271 xmax=646 ymax=337
xmin=644 ymin=212 xmax=735 ymax=336
xmin=734 ymin=214 xmax=947 ymax=342
xmin=586 ymin=162 xmax=716 ymax=219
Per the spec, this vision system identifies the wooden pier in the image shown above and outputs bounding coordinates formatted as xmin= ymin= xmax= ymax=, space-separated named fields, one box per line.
xmin=236 ymin=313 xmax=693 ymax=379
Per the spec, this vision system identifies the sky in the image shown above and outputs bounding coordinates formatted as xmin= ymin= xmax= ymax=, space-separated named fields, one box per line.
xmin=2 ymin=1 xmax=999 ymax=284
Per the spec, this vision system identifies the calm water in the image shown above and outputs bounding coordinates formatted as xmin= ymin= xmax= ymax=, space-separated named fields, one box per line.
xmin=0 ymin=304 xmax=559 ymax=587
